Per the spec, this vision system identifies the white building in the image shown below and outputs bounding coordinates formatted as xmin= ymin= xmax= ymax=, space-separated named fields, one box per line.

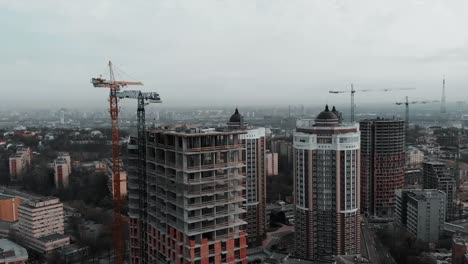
xmin=18 ymin=197 xmax=69 ymax=255
xmin=227 ymin=109 xmax=267 ymax=246
xmin=406 ymin=146 xmax=424 ymax=167
xmin=395 ymin=189 xmax=446 ymax=243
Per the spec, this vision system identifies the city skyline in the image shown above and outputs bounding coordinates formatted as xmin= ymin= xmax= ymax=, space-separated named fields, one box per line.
xmin=1 ymin=1 xmax=468 ymax=109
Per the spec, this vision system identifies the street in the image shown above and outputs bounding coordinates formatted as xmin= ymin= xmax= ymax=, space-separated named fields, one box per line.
xmin=361 ymin=222 xmax=396 ymax=264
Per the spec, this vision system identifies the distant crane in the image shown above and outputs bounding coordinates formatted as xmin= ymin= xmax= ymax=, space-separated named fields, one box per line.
xmin=116 ymin=90 xmax=161 ymax=263
xmin=395 ymin=96 xmax=439 ymax=134
xmin=91 ymin=61 xmax=143 ymax=264
xmin=329 ymin=84 xmax=416 ymax=122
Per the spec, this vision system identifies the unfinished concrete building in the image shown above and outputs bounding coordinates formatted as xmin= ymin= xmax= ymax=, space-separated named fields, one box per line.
xmin=360 ymin=118 xmax=405 ymax=217
xmin=128 ymin=126 xmax=248 ymax=264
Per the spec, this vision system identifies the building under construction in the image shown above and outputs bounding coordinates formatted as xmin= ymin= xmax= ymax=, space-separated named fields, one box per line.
xmin=128 ymin=126 xmax=248 ymax=263
xmin=360 ymin=118 xmax=405 ymax=217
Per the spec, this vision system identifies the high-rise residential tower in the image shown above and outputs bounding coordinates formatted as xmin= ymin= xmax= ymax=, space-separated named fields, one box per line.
xmin=128 ymin=126 xmax=247 ymax=264
xmin=423 ymin=161 xmax=456 ymax=220
xmin=227 ymin=108 xmax=267 ymax=247
xmin=293 ymin=105 xmax=361 ymax=259
xmin=360 ymin=118 xmax=405 ymax=217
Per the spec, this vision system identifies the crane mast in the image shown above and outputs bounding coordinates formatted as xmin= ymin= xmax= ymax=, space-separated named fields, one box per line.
xmin=116 ymin=90 xmax=161 ymax=263
xmin=91 ymin=61 xmax=143 ymax=264
xmin=395 ymin=97 xmax=439 ymax=143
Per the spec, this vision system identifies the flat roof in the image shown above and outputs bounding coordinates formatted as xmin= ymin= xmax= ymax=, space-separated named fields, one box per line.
xmin=38 ymin=233 xmax=69 ymax=243
xmin=0 ymin=239 xmax=28 ymax=260
xmin=149 ymin=125 xmax=246 ymax=136
xmin=0 ymin=194 xmax=16 ymax=200
xmin=0 ymin=220 xmax=14 ymax=230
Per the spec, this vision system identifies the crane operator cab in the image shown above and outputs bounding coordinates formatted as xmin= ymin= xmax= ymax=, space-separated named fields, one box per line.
xmin=144 ymin=92 xmax=161 ymax=102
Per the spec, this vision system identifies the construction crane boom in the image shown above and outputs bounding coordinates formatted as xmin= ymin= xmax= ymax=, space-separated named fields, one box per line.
xmin=116 ymin=90 xmax=161 ymax=103
xmin=91 ymin=61 xmax=143 ymax=264
xmin=329 ymin=84 xmax=416 ymax=123
xmin=395 ymin=96 xmax=439 ymax=140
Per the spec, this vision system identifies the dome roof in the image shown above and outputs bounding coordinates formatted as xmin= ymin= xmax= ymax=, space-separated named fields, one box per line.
xmin=316 ymin=105 xmax=338 ymax=121
xmin=229 ymin=108 xmax=242 ymax=123
xmin=331 ymin=106 xmax=339 ymax=115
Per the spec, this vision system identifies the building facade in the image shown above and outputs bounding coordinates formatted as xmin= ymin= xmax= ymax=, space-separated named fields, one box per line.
xmin=423 ymin=161 xmax=456 ymax=220
xmin=9 ymin=147 xmax=31 ymax=181
xmin=17 ymin=197 xmax=69 ymax=255
xmin=360 ymin=118 xmax=405 ymax=217
xmin=293 ymin=106 xmax=361 ymax=259
xmin=395 ymin=189 xmax=446 ymax=243
xmin=266 ymin=151 xmax=279 ymax=177
xmin=128 ymin=126 xmax=248 ymax=264
xmin=0 ymin=195 xmax=20 ymax=222
xmin=105 ymin=158 xmax=128 ymax=198
xmin=54 ymin=152 xmax=71 ymax=189
xmin=406 ymin=146 xmax=424 ymax=168
xmin=227 ymin=108 xmax=267 ymax=247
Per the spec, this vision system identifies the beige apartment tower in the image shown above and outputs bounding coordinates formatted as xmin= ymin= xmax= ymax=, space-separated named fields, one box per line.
xmin=293 ymin=106 xmax=361 ymax=259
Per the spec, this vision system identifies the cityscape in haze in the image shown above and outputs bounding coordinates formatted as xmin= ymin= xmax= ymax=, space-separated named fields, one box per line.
xmin=1 ymin=1 xmax=468 ymax=264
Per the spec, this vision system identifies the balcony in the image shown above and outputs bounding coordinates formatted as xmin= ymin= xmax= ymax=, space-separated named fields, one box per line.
xmin=187 ymin=208 xmax=246 ymax=223
xmin=187 ymin=144 xmax=244 ymax=153
xmin=187 ymin=196 xmax=246 ymax=209
xmin=187 ymin=173 xmax=244 ymax=184
xmin=186 ymin=162 xmax=245 ymax=172
xmin=186 ymin=185 xmax=245 ymax=197
xmin=186 ymin=219 xmax=246 ymax=235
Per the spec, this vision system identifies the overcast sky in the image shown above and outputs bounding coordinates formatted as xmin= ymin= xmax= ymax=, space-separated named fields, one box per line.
xmin=1 ymin=0 xmax=467 ymax=110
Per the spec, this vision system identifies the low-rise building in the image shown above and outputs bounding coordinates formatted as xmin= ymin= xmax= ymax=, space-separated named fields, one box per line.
xmin=17 ymin=197 xmax=69 ymax=255
xmin=9 ymin=147 xmax=31 ymax=181
xmin=0 ymin=194 xmax=20 ymax=222
xmin=395 ymin=189 xmax=446 ymax=243
xmin=0 ymin=239 xmax=28 ymax=264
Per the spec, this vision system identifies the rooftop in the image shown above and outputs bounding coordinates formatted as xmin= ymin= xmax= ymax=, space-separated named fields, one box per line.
xmin=0 ymin=194 xmax=16 ymax=200
xmin=0 ymin=239 xmax=28 ymax=261
xmin=359 ymin=117 xmax=403 ymax=122
xmin=0 ymin=220 xmax=14 ymax=230
xmin=38 ymin=233 xmax=69 ymax=243
xmin=150 ymin=125 xmax=246 ymax=136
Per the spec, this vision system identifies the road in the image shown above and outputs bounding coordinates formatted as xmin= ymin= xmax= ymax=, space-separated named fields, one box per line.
xmin=361 ymin=222 xmax=396 ymax=264
xmin=263 ymin=224 xmax=294 ymax=250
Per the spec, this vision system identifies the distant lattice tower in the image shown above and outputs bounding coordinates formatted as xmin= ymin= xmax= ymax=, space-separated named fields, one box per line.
xmin=441 ymin=77 xmax=447 ymax=114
